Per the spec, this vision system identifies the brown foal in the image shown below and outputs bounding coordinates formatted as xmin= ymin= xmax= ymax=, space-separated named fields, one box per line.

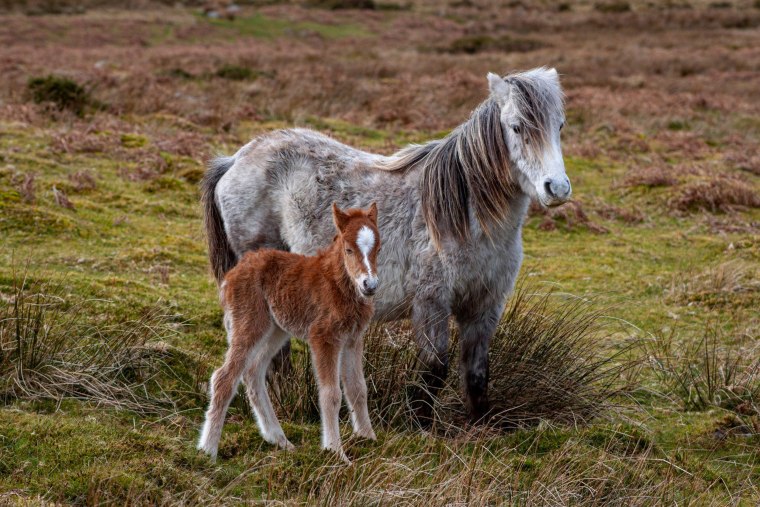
xmin=198 ymin=203 xmax=380 ymax=463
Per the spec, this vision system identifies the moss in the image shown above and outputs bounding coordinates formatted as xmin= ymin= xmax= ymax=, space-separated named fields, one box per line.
xmin=120 ymin=133 xmax=148 ymax=149
xmin=144 ymin=175 xmax=185 ymax=193
xmin=205 ymin=13 xmax=369 ymax=40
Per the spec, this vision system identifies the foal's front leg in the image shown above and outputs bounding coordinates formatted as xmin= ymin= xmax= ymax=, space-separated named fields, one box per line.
xmin=310 ymin=335 xmax=349 ymax=463
xmin=340 ymin=333 xmax=375 ymax=441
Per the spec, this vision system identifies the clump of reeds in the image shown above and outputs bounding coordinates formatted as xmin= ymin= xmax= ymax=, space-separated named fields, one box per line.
xmin=0 ymin=271 xmax=202 ymax=415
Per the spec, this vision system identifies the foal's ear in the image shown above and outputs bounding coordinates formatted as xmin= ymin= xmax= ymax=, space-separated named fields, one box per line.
xmin=367 ymin=202 xmax=378 ymax=224
xmin=487 ymin=72 xmax=510 ymax=100
xmin=332 ymin=202 xmax=349 ymax=232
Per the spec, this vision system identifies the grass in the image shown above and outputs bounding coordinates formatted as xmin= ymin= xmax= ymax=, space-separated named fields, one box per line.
xmin=203 ymin=12 xmax=369 ymax=40
xmin=0 ymin=0 xmax=759 ymax=504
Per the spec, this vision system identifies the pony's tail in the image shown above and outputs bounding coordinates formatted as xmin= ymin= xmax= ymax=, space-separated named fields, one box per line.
xmin=201 ymin=156 xmax=237 ymax=284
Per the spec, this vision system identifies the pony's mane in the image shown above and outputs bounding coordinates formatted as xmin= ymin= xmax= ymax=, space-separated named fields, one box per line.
xmin=379 ymin=98 xmax=517 ymax=247
xmin=377 ymin=68 xmax=563 ymax=248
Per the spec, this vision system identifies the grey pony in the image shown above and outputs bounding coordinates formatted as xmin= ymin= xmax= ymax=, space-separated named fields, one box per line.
xmin=201 ymin=67 xmax=571 ymax=423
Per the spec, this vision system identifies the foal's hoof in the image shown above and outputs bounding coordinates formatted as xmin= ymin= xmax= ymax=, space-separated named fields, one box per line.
xmin=336 ymin=451 xmax=352 ymax=465
xmin=324 ymin=446 xmax=352 ymax=465
xmin=197 ymin=442 xmax=218 ymax=461
xmin=276 ymin=436 xmax=295 ymax=451
xmin=354 ymin=428 xmax=377 ymax=441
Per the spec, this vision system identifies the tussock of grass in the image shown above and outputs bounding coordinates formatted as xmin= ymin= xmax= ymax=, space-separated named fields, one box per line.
xmin=0 ymin=272 xmax=202 ymax=415
xmin=667 ymin=260 xmax=759 ymax=308
xmin=27 ymin=75 xmax=91 ymax=116
xmin=646 ymin=327 xmax=759 ymax=416
xmin=483 ymin=287 xmax=628 ymax=427
xmin=445 ymin=34 xmax=546 ymax=54
xmin=668 ymin=175 xmax=760 ymax=213
xmin=623 ymin=165 xmax=679 ymax=188
xmin=530 ymin=200 xmax=610 ymax=234
xmin=266 ymin=284 xmax=629 ymax=434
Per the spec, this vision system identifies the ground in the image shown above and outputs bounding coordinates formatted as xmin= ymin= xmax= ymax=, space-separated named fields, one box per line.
xmin=0 ymin=0 xmax=759 ymax=505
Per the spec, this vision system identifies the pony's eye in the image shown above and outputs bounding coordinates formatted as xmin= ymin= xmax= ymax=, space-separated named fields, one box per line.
xmin=512 ymin=125 xmax=521 ymax=135
xmin=559 ymin=121 xmax=565 ymax=131
xmin=345 ymin=248 xmax=354 ymax=255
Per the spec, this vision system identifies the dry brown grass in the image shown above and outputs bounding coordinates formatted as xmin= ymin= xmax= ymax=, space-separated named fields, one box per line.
xmin=530 ymin=200 xmax=610 ymax=233
xmin=667 ymin=260 xmax=760 ymax=308
xmin=623 ymin=165 xmax=679 ymax=188
xmin=668 ymin=174 xmax=760 ymax=213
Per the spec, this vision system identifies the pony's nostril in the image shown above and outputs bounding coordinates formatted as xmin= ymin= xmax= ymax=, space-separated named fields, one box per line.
xmin=544 ymin=179 xmax=555 ymax=197
xmin=362 ymin=279 xmax=369 ymax=289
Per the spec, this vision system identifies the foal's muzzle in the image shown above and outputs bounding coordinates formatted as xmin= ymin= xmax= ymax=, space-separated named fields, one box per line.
xmin=360 ymin=277 xmax=378 ymax=297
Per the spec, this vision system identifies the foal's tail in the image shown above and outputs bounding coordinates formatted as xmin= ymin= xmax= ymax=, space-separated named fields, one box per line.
xmin=201 ymin=156 xmax=237 ymax=284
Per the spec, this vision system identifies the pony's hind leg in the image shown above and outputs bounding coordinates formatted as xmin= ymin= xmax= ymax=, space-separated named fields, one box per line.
xmin=340 ymin=333 xmax=375 ymax=441
xmin=243 ymin=327 xmax=294 ymax=450
xmin=309 ymin=334 xmax=348 ymax=463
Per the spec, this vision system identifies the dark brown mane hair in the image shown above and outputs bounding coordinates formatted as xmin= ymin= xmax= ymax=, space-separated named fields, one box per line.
xmin=380 ymin=98 xmax=518 ymax=247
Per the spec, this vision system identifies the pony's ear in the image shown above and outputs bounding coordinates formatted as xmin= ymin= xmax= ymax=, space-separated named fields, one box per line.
xmin=487 ymin=72 xmax=510 ymax=99
xmin=367 ymin=202 xmax=378 ymax=224
xmin=545 ymin=67 xmax=559 ymax=83
xmin=332 ymin=202 xmax=349 ymax=232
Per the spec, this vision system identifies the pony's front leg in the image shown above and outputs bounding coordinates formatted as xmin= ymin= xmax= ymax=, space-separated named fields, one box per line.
xmin=411 ymin=297 xmax=451 ymax=427
xmin=310 ymin=335 xmax=349 ymax=464
xmin=340 ymin=333 xmax=375 ymax=440
xmin=455 ymin=304 xmax=502 ymax=423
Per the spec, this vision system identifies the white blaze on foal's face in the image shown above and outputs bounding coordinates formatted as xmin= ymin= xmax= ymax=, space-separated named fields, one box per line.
xmin=332 ymin=202 xmax=381 ymax=298
xmin=355 ymin=225 xmax=378 ymax=296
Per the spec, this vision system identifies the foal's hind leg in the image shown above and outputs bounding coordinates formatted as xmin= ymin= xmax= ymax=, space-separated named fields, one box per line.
xmin=198 ymin=328 xmax=262 ymax=460
xmin=340 ymin=333 xmax=375 ymax=440
xmin=243 ymin=327 xmax=294 ymax=450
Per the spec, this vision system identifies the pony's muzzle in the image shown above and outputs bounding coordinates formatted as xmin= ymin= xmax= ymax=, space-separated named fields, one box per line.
xmin=543 ymin=177 xmax=572 ymax=205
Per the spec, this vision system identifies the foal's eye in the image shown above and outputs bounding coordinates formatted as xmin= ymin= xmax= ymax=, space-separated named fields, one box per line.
xmin=512 ymin=125 xmax=521 ymax=135
xmin=345 ymin=248 xmax=354 ymax=255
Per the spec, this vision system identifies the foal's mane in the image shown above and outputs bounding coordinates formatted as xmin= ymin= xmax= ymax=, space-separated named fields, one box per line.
xmin=379 ymin=98 xmax=517 ymax=247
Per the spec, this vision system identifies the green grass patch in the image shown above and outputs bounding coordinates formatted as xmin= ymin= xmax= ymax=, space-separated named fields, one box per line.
xmin=204 ymin=13 xmax=370 ymax=40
